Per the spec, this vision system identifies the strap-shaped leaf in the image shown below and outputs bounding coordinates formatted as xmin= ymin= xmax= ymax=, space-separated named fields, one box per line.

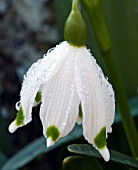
xmin=68 ymin=144 xmax=138 ymax=168
xmin=0 ymin=151 xmax=7 ymax=168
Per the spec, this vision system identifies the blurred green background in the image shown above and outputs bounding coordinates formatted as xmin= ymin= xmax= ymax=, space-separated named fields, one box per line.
xmin=0 ymin=0 xmax=138 ymax=169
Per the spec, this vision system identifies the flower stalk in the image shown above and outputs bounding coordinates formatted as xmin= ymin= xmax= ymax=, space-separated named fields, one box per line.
xmin=81 ymin=0 xmax=138 ymax=158
xmin=72 ymin=0 xmax=79 ymax=11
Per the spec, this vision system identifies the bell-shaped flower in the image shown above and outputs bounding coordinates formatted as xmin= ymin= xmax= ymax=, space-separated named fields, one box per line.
xmin=9 ymin=41 xmax=115 ymax=162
xmin=9 ymin=0 xmax=115 ymax=162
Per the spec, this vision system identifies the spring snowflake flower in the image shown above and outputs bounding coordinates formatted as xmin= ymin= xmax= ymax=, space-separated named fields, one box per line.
xmin=9 ymin=41 xmax=115 ymax=161
xmin=9 ymin=0 xmax=115 ymax=162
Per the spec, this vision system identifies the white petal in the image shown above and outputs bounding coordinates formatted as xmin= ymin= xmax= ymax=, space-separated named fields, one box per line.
xmin=39 ymin=46 xmax=80 ymax=144
xmin=99 ymin=147 xmax=110 ymax=162
xmin=9 ymin=41 xmax=71 ymax=131
xmin=9 ymin=121 xmax=18 ymax=133
xmin=75 ymin=47 xmax=115 ymax=160
xmin=95 ymin=63 xmax=115 ymax=133
xmin=47 ymin=138 xmax=55 ymax=147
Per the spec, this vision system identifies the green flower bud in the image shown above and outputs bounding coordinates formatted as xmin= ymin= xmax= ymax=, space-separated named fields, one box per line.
xmin=64 ymin=0 xmax=86 ymax=47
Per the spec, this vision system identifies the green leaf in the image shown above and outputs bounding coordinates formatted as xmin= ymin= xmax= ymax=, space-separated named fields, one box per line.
xmin=0 ymin=151 xmax=7 ymax=168
xmin=68 ymin=144 xmax=138 ymax=168
xmin=1 ymin=125 xmax=82 ymax=170
xmin=63 ymin=156 xmax=103 ymax=170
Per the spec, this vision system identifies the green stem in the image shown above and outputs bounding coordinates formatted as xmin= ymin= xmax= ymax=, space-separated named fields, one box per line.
xmin=81 ymin=0 xmax=138 ymax=158
xmin=72 ymin=0 xmax=79 ymax=11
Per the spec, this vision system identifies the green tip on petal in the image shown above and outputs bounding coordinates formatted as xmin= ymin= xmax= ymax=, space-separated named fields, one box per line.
xmin=64 ymin=0 xmax=86 ymax=47
xmin=46 ymin=125 xmax=60 ymax=142
xmin=35 ymin=91 xmax=41 ymax=103
xmin=94 ymin=126 xmax=106 ymax=149
xmin=78 ymin=104 xmax=83 ymax=118
xmin=15 ymin=106 xmax=24 ymax=126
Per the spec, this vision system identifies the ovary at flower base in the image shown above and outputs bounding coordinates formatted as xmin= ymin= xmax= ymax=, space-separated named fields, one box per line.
xmin=9 ymin=0 xmax=115 ymax=162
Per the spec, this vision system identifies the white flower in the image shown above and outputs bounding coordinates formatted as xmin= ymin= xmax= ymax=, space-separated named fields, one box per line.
xmin=9 ymin=41 xmax=115 ymax=162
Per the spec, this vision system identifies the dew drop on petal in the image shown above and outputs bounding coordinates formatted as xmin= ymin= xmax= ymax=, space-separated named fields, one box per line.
xmin=47 ymin=48 xmax=55 ymax=55
xmin=23 ymin=74 xmax=27 ymax=79
xmin=15 ymin=101 xmax=21 ymax=111
xmin=87 ymin=49 xmax=90 ymax=52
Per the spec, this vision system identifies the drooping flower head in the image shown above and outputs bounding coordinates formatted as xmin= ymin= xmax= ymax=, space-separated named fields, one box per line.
xmin=9 ymin=0 xmax=115 ymax=162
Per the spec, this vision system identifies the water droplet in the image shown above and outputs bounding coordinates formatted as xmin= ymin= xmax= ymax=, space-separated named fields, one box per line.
xmin=15 ymin=101 xmax=21 ymax=111
xmin=23 ymin=74 xmax=27 ymax=79
xmin=47 ymin=48 xmax=55 ymax=55
xmin=105 ymin=76 xmax=108 ymax=80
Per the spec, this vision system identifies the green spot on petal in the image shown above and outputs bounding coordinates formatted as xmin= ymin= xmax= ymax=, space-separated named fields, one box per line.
xmin=15 ymin=106 xmax=24 ymax=126
xmin=35 ymin=91 xmax=41 ymax=103
xmin=78 ymin=104 xmax=83 ymax=118
xmin=46 ymin=125 xmax=60 ymax=142
xmin=94 ymin=126 xmax=106 ymax=149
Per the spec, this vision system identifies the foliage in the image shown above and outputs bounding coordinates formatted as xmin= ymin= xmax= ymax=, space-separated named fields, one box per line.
xmin=68 ymin=144 xmax=138 ymax=169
